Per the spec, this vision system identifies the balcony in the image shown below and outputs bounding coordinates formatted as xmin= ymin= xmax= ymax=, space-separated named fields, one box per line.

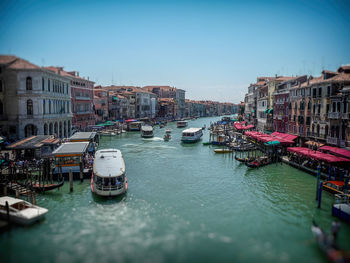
xmin=328 ymin=112 xmax=340 ymax=119
xmin=327 ymin=137 xmax=347 ymax=147
xmin=342 ymin=113 xmax=349 ymax=120
xmin=75 ymin=96 xmax=91 ymax=101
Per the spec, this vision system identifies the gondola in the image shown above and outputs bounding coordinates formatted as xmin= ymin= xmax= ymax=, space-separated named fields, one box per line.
xmin=234 ymin=156 xmax=254 ymax=163
xmin=311 ymin=220 xmax=350 ymax=263
xmin=245 ymin=157 xmax=271 ymax=168
xmin=20 ymin=180 xmax=64 ymax=192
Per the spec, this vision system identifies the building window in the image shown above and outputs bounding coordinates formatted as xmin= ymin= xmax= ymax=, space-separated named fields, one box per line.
xmin=48 ymin=79 xmax=50 ymax=91
xmin=27 ymin=99 xmax=33 ymax=115
xmin=327 ymin=86 xmax=331 ymax=96
xmin=43 ymin=99 xmax=46 ymax=115
xmin=318 ymin=87 xmax=322 ymax=97
xmin=49 ymin=100 xmax=51 ymax=114
xmin=42 ymin=77 xmax=45 ymax=91
xmin=0 ymin=100 xmax=3 ymax=115
xmin=308 ymin=101 xmax=311 ymax=110
xmin=0 ymin=79 xmax=3 ymax=92
xmin=26 ymin=77 xmax=32 ymax=90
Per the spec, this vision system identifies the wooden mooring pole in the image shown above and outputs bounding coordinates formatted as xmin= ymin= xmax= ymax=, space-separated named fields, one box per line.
xmin=79 ymin=162 xmax=83 ymax=183
xmin=69 ymin=169 xmax=73 ymax=192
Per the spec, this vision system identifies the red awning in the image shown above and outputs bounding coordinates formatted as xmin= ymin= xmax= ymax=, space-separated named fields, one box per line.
xmin=125 ymin=119 xmax=137 ymax=123
xmin=319 ymin=146 xmax=350 ymax=160
xmin=287 ymin=147 xmax=350 ymax=164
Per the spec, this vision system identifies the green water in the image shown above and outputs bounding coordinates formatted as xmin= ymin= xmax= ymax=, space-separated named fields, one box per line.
xmin=1 ymin=116 xmax=350 ymax=263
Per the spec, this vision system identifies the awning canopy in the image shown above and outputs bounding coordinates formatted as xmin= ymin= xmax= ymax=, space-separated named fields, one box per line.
xmin=319 ymin=146 xmax=350 ymax=160
xmin=264 ymin=141 xmax=280 ymax=146
xmin=287 ymin=147 xmax=350 ymax=165
xmin=305 ymin=141 xmax=324 ymax=147
xmin=234 ymin=122 xmax=254 ymax=130
xmin=245 ymin=131 xmax=296 ymax=145
xmin=125 ymin=119 xmax=137 ymax=123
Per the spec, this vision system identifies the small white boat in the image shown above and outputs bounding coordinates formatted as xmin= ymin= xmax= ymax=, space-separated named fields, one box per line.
xmin=141 ymin=125 xmax=154 ymax=138
xmin=166 ymin=128 xmax=172 ymax=134
xmin=177 ymin=121 xmax=188 ymax=128
xmin=91 ymin=149 xmax=127 ymax=197
xmin=0 ymin=196 xmax=48 ymax=225
xmin=181 ymin=128 xmax=203 ymax=143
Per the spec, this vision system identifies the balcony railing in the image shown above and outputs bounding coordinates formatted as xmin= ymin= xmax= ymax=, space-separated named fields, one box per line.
xmin=328 ymin=112 xmax=340 ymax=119
xmin=75 ymin=96 xmax=91 ymax=101
xmin=342 ymin=113 xmax=349 ymax=120
xmin=327 ymin=137 xmax=346 ymax=147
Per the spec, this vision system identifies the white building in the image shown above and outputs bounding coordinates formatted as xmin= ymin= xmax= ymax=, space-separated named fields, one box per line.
xmin=0 ymin=55 xmax=73 ymax=140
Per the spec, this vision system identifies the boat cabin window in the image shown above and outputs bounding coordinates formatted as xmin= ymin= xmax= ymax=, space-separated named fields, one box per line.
xmin=11 ymin=202 xmax=31 ymax=211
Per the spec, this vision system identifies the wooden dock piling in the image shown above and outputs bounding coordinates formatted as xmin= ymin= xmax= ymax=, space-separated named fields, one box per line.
xmin=79 ymin=162 xmax=83 ymax=182
xmin=69 ymin=169 xmax=73 ymax=192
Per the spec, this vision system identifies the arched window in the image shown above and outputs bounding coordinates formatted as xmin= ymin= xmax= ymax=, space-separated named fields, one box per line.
xmin=294 ymin=102 xmax=297 ymax=110
xmin=0 ymin=100 xmax=3 ymax=115
xmin=42 ymin=77 xmax=45 ymax=91
xmin=308 ymin=101 xmax=311 ymax=110
xmin=26 ymin=77 xmax=32 ymax=90
xmin=44 ymin=123 xmax=48 ymax=135
xmin=27 ymin=99 xmax=33 ymax=115
xmin=43 ymin=99 xmax=46 ymax=115
xmin=49 ymin=100 xmax=51 ymax=114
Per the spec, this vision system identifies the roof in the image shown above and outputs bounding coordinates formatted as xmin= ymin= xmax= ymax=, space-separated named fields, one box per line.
xmin=69 ymin=132 xmax=97 ymax=141
xmin=182 ymin=128 xmax=202 ymax=133
xmin=7 ymin=135 xmax=59 ymax=150
xmin=0 ymin=196 xmax=24 ymax=206
xmin=287 ymin=147 xmax=350 ymax=164
xmin=52 ymin=142 xmax=89 ymax=155
xmin=141 ymin=125 xmax=153 ymax=132
xmin=319 ymin=146 xmax=350 ymax=159
xmin=93 ymin=149 xmax=125 ymax=178
xmin=0 ymin=55 xmax=40 ymax=70
xmin=44 ymin=66 xmax=94 ymax=83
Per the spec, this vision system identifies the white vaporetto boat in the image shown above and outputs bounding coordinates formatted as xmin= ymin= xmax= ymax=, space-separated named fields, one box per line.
xmin=181 ymin=128 xmax=203 ymax=143
xmin=141 ymin=125 xmax=154 ymax=138
xmin=177 ymin=121 xmax=188 ymax=128
xmin=91 ymin=149 xmax=128 ymax=197
xmin=0 ymin=196 xmax=48 ymax=225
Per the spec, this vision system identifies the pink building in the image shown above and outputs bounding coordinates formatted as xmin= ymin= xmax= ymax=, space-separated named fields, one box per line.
xmin=94 ymin=86 xmax=108 ymax=123
xmin=45 ymin=67 xmax=95 ymax=130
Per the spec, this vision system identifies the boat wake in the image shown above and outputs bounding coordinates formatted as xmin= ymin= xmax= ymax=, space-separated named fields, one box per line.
xmin=142 ymin=137 xmax=164 ymax=141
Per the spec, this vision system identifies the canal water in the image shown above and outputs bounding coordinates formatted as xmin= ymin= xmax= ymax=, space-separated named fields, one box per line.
xmin=1 ymin=116 xmax=350 ymax=263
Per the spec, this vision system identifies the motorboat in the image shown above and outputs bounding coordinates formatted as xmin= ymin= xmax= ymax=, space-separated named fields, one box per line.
xmin=91 ymin=149 xmax=127 ymax=197
xmin=166 ymin=128 xmax=172 ymax=134
xmin=177 ymin=120 xmax=188 ymax=128
xmin=332 ymin=195 xmax=350 ymax=223
xmin=0 ymin=196 xmax=48 ymax=225
xmin=214 ymin=148 xmax=232 ymax=154
xmin=164 ymin=134 xmax=171 ymax=141
xmin=323 ymin=181 xmax=350 ymax=196
xmin=141 ymin=125 xmax=154 ymax=138
xmin=181 ymin=128 xmax=203 ymax=143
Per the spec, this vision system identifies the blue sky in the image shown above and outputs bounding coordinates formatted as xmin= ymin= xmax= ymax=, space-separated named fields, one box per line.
xmin=1 ymin=0 xmax=350 ymax=103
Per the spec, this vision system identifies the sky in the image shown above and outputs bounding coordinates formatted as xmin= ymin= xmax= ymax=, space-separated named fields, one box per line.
xmin=1 ymin=0 xmax=350 ymax=103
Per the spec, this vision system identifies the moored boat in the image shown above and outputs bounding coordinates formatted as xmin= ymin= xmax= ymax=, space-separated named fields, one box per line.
xmin=245 ymin=156 xmax=271 ymax=168
xmin=91 ymin=149 xmax=127 ymax=197
xmin=323 ymin=181 xmax=350 ymax=196
xmin=181 ymin=128 xmax=203 ymax=143
xmin=202 ymin=142 xmax=211 ymax=145
xmin=177 ymin=120 xmax=188 ymax=128
xmin=141 ymin=125 xmax=154 ymax=138
xmin=214 ymin=148 xmax=232 ymax=154
xmin=0 ymin=196 xmax=48 ymax=225
xmin=20 ymin=180 xmax=64 ymax=192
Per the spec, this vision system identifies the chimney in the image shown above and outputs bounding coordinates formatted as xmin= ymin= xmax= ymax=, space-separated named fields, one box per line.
xmin=307 ymin=77 xmax=310 ymax=86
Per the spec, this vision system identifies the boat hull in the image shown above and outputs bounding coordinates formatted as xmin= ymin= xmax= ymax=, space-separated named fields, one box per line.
xmin=91 ymin=176 xmax=127 ymax=197
xmin=332 ymin=204 xmax=350 ymax=223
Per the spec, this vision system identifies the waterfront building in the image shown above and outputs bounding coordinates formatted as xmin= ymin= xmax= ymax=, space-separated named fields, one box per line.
xmin=93 ymin=86 xmax=108 ymax=123
xmin=0 ymin=55 xmax=73 ymax=140
xmin=256 ymin=84 xmax=268 ymax=132
xmin=274 ymin=75 xmax=307 ymax=135
xmin=45 ymin=67 xmax=95 ymax=130
xmin=143 ymin=86 xmax=186 ymax=118
xmin=103 ymin=86 xmax=155 ymax=119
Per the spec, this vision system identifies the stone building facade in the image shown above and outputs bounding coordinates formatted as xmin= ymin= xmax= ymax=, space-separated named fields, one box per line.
xmin=0 ymin=56 xmax=73 ymax=140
